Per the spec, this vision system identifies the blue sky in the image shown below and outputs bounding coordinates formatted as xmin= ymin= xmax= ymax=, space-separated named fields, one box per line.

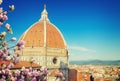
xmin=0 ymin=0 xmax=120 ymax=61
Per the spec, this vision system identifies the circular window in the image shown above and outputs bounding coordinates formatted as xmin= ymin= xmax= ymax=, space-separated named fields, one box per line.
xmin=53 ymin=57 xmax=57 ymax=64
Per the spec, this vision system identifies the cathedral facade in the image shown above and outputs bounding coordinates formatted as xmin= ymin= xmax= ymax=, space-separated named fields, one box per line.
xmin=17 ymin=5 xmax=69 ymax=81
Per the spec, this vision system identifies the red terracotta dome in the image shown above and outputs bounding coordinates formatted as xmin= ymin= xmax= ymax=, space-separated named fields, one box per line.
xmin=19 ymin=5 xmax=66 ymax=49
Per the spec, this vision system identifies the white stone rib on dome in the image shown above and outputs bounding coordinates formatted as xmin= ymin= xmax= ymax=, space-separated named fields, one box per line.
xmin=48 ymin=21 xmax=67 ymax=49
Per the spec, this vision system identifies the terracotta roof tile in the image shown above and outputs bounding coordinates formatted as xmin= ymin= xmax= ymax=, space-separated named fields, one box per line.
xmin=20 ymin=21 xmax=66 ymax=49
xmin=0 ymin=60 xmax=40 ymax=69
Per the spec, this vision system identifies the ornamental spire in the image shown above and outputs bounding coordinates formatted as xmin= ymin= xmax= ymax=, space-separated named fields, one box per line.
xmin=40 ymin=4 xmax=49 ymax=21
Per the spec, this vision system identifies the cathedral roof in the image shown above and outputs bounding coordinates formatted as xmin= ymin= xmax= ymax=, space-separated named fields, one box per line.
xmin=19 ymin=5 xmax=67 ymax=49
xmin=0 ymin=60 xmax=40 ymax=69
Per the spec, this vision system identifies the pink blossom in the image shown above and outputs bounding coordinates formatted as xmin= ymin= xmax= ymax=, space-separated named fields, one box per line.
xmin=0 ymin=51 xmax=3 ymax=58
xmin=5 ymin=23 xmax=10 ymax=29
xmin=21 ymin=75 xmax=24 ymax=79
xmin=7 ymin=62 xmax=14 ymax=69
xmin=21 ymin=66 xmax=25 ymax=71
xmin=0 ymin=22 xmax=3 ymax=26
xmin=5 ymin=69 xmax=10 ymax=75
xmin=1 ymin=70 xmax=5 ymax=74
xmin=17 ymin=40 xmax=24 ymax=47
xmin=12 ymin=77 xmax=17 ymax=81
xmin=0 ymin=14 xmax=3 ymax=18
xmin=43 ymin=78 xmax=47 ymax=81
xmin=0 ymin=13 xmax=6 ymax=23
xmin=19 ymin=79 xmax=24 ymax=81
xmin=40 ymin=66 xmax=45 ymax=71
xmin=23 ymin=69 xmax=29 ymax=75
xmin=19 ymin=78 xmax=24 ymax=81
xmin=19 ymin=75 xmax=24 ymax=81
xmin=29 ymin=67 xmax=33 ymax=72
xmin=21 ymin=45 xmax=24 ymax=49
xmin=0 ymin=7 xmax=3 ymax=13
xmin=8 ymin=50 xmax=12 ymax=55
xmin=43 ymin=69 xmax=48 ymax=75
xmin=27 ymin=72 xmax=32 ymax=77
xmin=5 ymin=56 xmax=11 ymax=60
xmin=32 ymin=70 xmax=39 ymax=77
xmin=0 ymin=78 xmax=5 ymax=81
xmin=3 ymin=53 xmax=6 ymax=58
xmin=2 ymin=47 xmax=8 ymax=54
xmin=39 ymin=72 xmax=43 ymax=76
xmin=8 ymin=72 xmax=12 ymax=77
xmin=3 ymin=11 xmax=7 ymax=15
xmin=62 ymin=77 xmax=65 ymax=81
xmin=31 ymin=77 xmax=37 ymax=81
xmin=56 ymin=72 xmax=63 ymax=78
xmin=3 ymin=15 xmax=8 ymax=21
xmin=14 ymin=57 xmax=20 ymax=64
xmin=0 ymin=75 xmax=6 ymax=81
xmin=14 ymin=70 xmax=20 ymax=76
xmin=0 ymin=16 xmax=2 ymax=20
xmin=11 ymin=37 xmax=16 ymax=41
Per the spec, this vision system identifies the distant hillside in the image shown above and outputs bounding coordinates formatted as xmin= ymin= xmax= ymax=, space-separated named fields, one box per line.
xmin=70 ymin=60 xmax=120 ymax=65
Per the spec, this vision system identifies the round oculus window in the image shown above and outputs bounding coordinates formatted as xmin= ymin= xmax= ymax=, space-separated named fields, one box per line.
xmin=53 ymin=57 xmax=57 ymax=64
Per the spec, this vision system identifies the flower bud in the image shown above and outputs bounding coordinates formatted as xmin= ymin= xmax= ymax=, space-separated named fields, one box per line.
xmin=5 ymin=23 xmax=10 ymax=29
xmin=0 ymin=0 xmax=3 ymax=5
xmin=11 ymin=37 xmax=16 ymax=41
xmin=9 ymin=5 xmax=15 ymax=11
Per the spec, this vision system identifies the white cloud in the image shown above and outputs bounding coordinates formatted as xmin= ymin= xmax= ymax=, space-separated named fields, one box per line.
xmin=68 ymin=46 xmax=96 ymax=53
xmin=69 ymin=54 xmax=95 ymax=61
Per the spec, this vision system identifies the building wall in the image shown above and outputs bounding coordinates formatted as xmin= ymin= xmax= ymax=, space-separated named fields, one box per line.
xmin=68 ymin=69 xmax=91 ymax=81
xmin=69 ymin=69 xmax=77 ymax=81
xmin=17 ymin=47 xmax=69 ymax=81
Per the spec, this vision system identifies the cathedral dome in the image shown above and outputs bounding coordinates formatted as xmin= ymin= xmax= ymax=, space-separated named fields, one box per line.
xmin=19 ymin=5 xmax=67 ymax=49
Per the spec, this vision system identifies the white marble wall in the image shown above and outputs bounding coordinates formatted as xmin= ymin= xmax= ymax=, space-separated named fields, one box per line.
xmin=19 ymin=47 xmax=69 ymax=81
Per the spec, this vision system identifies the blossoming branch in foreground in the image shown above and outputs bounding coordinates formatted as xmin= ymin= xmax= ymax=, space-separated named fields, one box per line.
xmin=0 ymin=66 xmax=48 ymax=81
